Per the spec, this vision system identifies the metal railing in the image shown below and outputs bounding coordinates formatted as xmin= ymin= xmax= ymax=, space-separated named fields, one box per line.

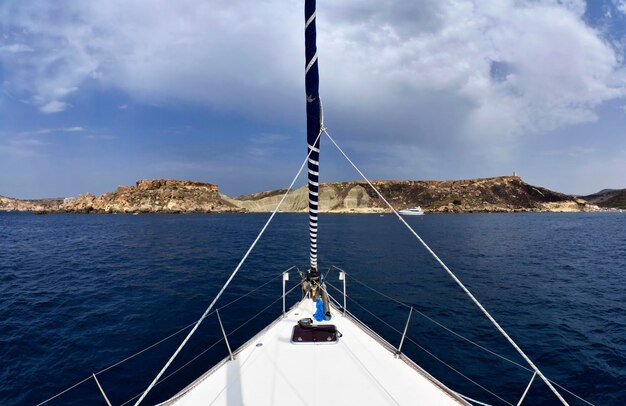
xmin=36 ymin=266 xmax=300 ymax=406
xmin=35 ymin=264 xmax=595 ymax=406
xmin=323 ymin=265 xmax=595 ymax=406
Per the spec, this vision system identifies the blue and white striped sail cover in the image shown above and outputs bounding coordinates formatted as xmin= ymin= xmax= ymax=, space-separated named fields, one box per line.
xmin=305 ymin=0 xmax=321 ymax=269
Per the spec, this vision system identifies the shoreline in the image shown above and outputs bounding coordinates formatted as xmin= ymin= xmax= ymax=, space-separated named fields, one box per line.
xmin=2 ymin=176 xmax=624 ymax=214
xmin=3 ymin=207 xmax=622 ymax=215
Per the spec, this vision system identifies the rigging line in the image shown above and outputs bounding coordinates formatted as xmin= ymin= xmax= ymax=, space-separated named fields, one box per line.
xmin=324 ymin=287 xmax=513 ymax=406
xmin=323 ymin=266 xmax=333 ymax=280
xmin=97 ymin=270 xmax=289 ymax=377
xmin=42 ymin=269 xmax=291 ymax=406
xmin=325 ymin=288 xmax=510 ymax=406
xmin=121 ymin=283 xmax=301 ymax=406
xmin=92 ymin=374 xmax=112 ymax=406
xmin=211 ymin=284 xmax=303 ymax=405
xmin=452 ymin=392 xmax=494 ymax=406
xmin=340 ymin=334 xmax=401 ymax=406
xmin=549 ymin=382 xmax=595 ymax=406
xmin=135 ymin=130 xmax=323 ymax=406
xmin=227 ymin=283 xmax=301 ymax=337
xmin=320 ymin=293 xmax=401 ymax=405
xmin=38 ymin=270 xmax=295 ymax=406
xmin=324 ymin=289 xmax=509 ymax=406
xmin=120 ymin=338 xmax=225 ymax=406
xmin=38 ymin=327 xmax=198 ymax=406
xmin=327 ymin=280 xmax=595 ymax=406
xmin=405 ymin=335 xmax=512 ymax=406
xmin=35 ymin=375 xmax=93 ymax=406
xmin=331 ymin=266 xmax=410 ymax=309
xmin=323 ymin=128 xmax=568 ymax=405
xmin=335 ymin=268 xmax=530 ymax=372
xmin=516 ymin=371 xmax=537 ymax=406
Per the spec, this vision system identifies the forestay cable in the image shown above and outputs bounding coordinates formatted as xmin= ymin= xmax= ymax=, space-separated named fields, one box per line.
xmin=323 ymin=287 xmax=510 ymax=405
xmin=334 ymin=267 xmax=530 ymax=371
xmin=37 ymin=270 xmax=291 ymax=406
xmin=122 ymin=283 xmax=300 ymax=406
xmin=135 ymin=131 xmax=323 ymax=405
xmin=328 ymin=268 xmax=595 ymax=406
xmin=323 ymin=128 xmax=569 ymax=405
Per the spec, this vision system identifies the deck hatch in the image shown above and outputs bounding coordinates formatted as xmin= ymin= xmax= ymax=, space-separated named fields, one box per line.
xmin=291 ymin=324 xmax=338 ymax=344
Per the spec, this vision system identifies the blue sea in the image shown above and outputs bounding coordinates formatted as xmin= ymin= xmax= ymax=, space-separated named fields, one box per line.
xmin=1 ymin=212 xmax=624 ymax=405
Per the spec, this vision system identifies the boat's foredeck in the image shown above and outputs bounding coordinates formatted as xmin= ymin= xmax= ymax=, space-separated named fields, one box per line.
xmin=161 ymin=300 xmax=467 ymax=406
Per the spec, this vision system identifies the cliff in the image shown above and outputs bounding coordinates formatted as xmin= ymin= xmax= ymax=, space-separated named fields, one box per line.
xmin=60 ymin=179 xmax=242 ymax=213
xmin=0 ymin=176 xmax=599 ymax=214
xmin=583 ymin=189 xmax=626 ymax=209
xmin=228 ymin=176 xmax=594 ymax=213
xmin=0 ymin=196 xmax=64 ymax=213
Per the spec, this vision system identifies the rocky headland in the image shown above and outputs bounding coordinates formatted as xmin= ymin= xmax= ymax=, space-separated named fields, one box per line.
xmin=582 ymin=189 xmax=626 ymax=209
xmin=227 ymin=176 xmax=595 ymax=213
xmin=0 ymin=180 xmax=242 ymax=214
xmin=61 ymin=179 xmax=243 ymax=213
xmin=0 ymin=176 xmax=604 ymax=214
xmin=0 ymin=196 xmax=64 ymax=212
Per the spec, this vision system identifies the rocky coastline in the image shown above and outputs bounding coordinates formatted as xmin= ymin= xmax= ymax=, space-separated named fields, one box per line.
xmin=0 ymin=176 xmax=611 ymax=214
xmin=582 ymin=188 xmax=626 ymax=209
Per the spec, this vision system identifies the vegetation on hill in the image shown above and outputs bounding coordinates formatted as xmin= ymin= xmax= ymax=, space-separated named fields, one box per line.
xmin=583 ymin=189 xmax=626 ymax=209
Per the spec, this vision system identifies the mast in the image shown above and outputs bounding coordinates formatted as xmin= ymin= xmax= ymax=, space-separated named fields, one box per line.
xmin=305 ymin=0 xmax=321 ymax=272
xmin=303 ymin=0 xmax=330 ymax=320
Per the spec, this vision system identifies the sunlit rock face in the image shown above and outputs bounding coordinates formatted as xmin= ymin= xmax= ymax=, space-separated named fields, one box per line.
xmin=0 ymin=196 xmax=64 ymax=212
xmin=61 ymin=179 xmax=240 ymax=213
xmin=231 ymin=176 xmax=596 ymax=213
xmin=0 ymin=176 xmax=599 ymax=214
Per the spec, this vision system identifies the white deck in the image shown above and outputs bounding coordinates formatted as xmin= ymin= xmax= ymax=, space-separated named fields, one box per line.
xmin=161 ymin=300 xmax=468 ymax=406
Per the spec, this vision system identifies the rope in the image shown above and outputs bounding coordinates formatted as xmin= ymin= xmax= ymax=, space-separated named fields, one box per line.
xmin=550 ymin=382 xmax=595 ymax=406
xmin=516 ymin=371 xmax=536 ymax=406
xmin=324 ymin=286 xmax=513 ymax=406
xmin=134 ymin=131 xmax=323 ymax=405
xmin=334 ymin=267 xmax=529 ymax=371
xmin=99 ymin=270 xmax=288 ymax=375
xmin=35 ymin=376 xmax=93 ymax=406
xmin=92 ymin=374 xmax=112 ymax=406
xmin=328 ymin=269 xmax=596 ymax=406
xmin=121 ymin=283 xmax=300 ymax=406
xmin=453 ymin=392 xmax=494 ymax=406
xmin=120 ymin=338 xmax=225 ymax=406
xmin=36 ymin=269 xmax=292 ymax=406
xmin=401 ymin=337 xmax=513 ymax=406
xmin=340 ymin=334 xmax=401 ymax=405
xmin=323 ymin=128 xmax=569 ymax=405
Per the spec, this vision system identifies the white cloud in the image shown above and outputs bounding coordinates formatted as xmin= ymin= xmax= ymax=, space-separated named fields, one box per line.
xmin=84 ymin=134 xmax=117 ymax=140
xmin=0 ymin=0 xmax=624 ymax=157
xmin=322 ymin=0 xmax=624 ymax=146
xmin=0 ymin=135 xmax=46 ymax=157
xmin=39 ymin=100 xmax=68 ymax=113
xmin=250 ymin=133 xmax=291 ymax=145
xmin=17 ymin=126 xmax=85 ymax=136
xmin=541 ymin=146 xmax=595 ymax=157
xmin=554 ymin=0 xmax=587 ymax=16
xmin=0 ymin=43 xmax=33 ymax=53
xmin=615 ymin=0 xmax=626 ymax=14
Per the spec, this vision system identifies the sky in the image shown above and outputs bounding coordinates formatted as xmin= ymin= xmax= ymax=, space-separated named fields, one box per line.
xmin=1 ymin=0 xmax=626 ymax=199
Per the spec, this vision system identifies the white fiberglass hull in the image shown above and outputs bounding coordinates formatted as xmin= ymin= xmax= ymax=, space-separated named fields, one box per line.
xmin=160 ymin=300 xmax=467 ymax=406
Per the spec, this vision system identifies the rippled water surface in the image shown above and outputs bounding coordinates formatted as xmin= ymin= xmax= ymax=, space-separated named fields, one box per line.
xmin=1 ymin=212 xmax=624 ymax=405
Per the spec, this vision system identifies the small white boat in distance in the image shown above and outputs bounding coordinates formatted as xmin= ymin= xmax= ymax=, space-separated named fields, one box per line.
xmin=399 ymin=206 xmax=425 ymax=216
